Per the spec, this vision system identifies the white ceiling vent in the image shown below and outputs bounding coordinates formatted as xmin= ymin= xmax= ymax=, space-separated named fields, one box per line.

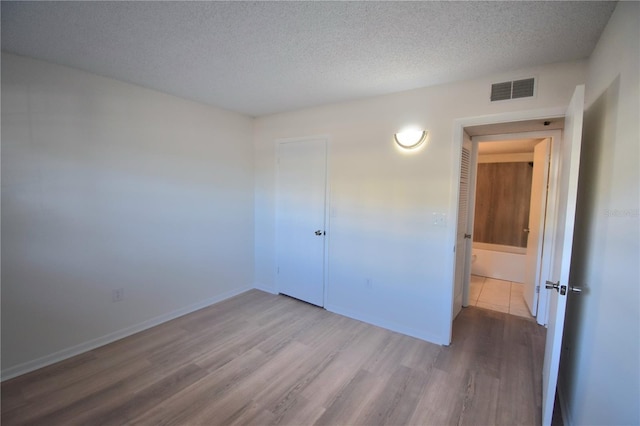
xmin=490 ymin=78 xmax=535 ymax=102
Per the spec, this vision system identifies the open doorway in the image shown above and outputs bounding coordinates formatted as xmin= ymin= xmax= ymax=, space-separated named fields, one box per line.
xmin=453 ymin=119 xmax=564 ymax=327
xmin=469 ymin=136 xmax=542 ymax=318
xmin=450 ymin=85 xmax=586 ymax=426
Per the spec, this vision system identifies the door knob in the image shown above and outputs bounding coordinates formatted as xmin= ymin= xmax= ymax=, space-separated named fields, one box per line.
xmin=314 ymin=230 xmax=324 ymax=236
xmin=464 ymin=233 xmax=472 ymax=239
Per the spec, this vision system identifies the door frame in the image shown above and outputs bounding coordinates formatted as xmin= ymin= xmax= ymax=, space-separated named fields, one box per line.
xmin=448 ymin=106 xmax=566 ymax=342
xmin=274 ymin=135 xmax=331 ymax=307
xmin=465 ymin=130 xmax=561 ymax=325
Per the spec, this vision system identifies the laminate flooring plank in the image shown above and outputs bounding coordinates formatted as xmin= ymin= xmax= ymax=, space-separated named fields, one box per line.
xmin=298 ymin=356 xmax=359 ymax=409
xmin=227 ymin=402 xmax=277 ymax=426
xmin=361 ymin=332 xmax=411 ymax=376
xmin=292 ymin=310 xmax=355 ymax=348
xmin=355 ymin=364 xmax=428 ymax=426
xmin=7 ymin=351 xmax=101 ymax=400
xmin=313 ymin=368 xmax=386 ymax=426
xmin=145 ymin=319 xmax=252 ymax=370
xmin=434 ymin=345 xmax=502 ymax=380
xmin=529 ymin=330 xmax=546 ymax=419
xmin=461 ymin=314 xmax=505 ymax=359
xmin=17 ymin=361 xmax=170 ymax=426
xmin=2 ymin=358 xmax=151 ymax=425
xmin=189 ymin=304 xmax=301 ymax=373
xmin=1 ymin=351 xmax=97 ymax=397
xmin=87 ymin=363 xmax=209 ymax=426
xmin=128 ymin=347 xmax=273 ymax=426
xmin=326 ymin=321 xmax=390 ymax=371
xmin=266 ymin=395 xmax=326 ymax=426
xmin=0 ymin=382 xmax=26 ymax=413
xmin=496 ymin=333 xmax=539 ymax=425
xmin=255 ymin=330 xmax=355 ymax=420
xmin=409 ymin=367 xmax=466 ymax=425
xmin=252 ymin=300 xmax=331 ymax=356
xmin=457 ymin=370 xmax=501 ymax=426
xmin=1 ymin=293 xmax=547 ymax=426
xmin=399 ymin=336 xmax=441 ymax=373
xmin=175 ymin=342 xmax=313 ymax=425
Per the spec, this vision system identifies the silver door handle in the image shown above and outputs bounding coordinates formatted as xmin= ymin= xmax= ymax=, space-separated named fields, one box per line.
xmin=464 ymin=234 xmax=472 ymax=239
xmin=546 ymin=280 xmax=567 ymax=295
xmin=314 ymin=230 xmax=324 ymax=236
xmin=545 ymin=280 xmax=579 ymax=296
xmin=524 ymin=228 xmax=530 ymax=233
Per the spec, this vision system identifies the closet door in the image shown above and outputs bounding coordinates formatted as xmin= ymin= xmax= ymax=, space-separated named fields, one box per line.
xmin=453 ymin=136 xmax=473 ymax=316
xmin=275 ymin=138 xmax=327 ymax=307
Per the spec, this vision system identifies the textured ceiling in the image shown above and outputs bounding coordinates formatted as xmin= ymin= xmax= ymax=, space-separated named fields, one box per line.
xmin=1 ymin=1 xmax=616 ymax=117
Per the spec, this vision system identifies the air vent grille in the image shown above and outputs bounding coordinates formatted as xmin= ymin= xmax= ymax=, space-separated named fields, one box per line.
xmin=490 ymin=77 xmax=535 ymax=102
xmin=512 ymin=78 xmax=535 ymax=99
xmin=490 ymin=82 xmax=512 ymax=102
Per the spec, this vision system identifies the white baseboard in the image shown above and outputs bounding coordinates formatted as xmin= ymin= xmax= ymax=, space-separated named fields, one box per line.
xmin=1 ymin=285 xmax=252 ymax=381
xmin=325 ymin=303 xmax=447 ymax=346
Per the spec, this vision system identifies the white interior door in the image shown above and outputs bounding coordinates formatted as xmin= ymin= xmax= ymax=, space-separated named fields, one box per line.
xmin=541 ymin=85 xmax=585 ymax=426
xmin=523 ymin=138 xmax=551 ymax=316
xmin=276 ymin=138 xmax=327 ymax=307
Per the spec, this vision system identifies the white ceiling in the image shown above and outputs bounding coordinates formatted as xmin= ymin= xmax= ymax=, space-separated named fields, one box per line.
xmin=1 ymin=1 xmax=616 ymax=117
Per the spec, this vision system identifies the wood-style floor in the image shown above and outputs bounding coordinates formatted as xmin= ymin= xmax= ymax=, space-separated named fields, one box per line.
xmin=1 ymin=290 xmax=546 ymax=425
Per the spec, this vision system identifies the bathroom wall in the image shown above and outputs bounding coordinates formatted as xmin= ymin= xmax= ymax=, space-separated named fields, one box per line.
xmin=471 ymin=153 xmax=533 ymax=283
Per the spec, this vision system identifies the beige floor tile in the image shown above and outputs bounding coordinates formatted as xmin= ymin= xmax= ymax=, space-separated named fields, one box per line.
xmin=470 ymin=275 xmax=534 ymax=318
xmin=477 ymin=278 xmax=511 ymax=308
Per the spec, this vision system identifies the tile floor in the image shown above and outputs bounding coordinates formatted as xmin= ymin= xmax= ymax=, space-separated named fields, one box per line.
xmin=469 ymin=275 xmax=533 ymax=318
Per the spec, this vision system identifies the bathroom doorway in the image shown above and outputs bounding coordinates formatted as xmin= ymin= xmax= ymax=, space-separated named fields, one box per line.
xmin=458 ymin=121 xmax=563 ymax=325
xmin=470 ymin=136 xmax=543 ymax=318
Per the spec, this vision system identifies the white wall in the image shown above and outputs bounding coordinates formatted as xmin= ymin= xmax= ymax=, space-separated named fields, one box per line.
xmin=559 ymin=3 xmax=640 ymax=425
xmin=1 ymin=53 xmax=255 ymax=377
xmin=254 ymin=60 xmax=586 ymax=344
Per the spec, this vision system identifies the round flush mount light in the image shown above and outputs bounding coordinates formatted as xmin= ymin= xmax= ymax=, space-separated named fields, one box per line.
xmin=394 ymin=130 xmax=428 ymax=150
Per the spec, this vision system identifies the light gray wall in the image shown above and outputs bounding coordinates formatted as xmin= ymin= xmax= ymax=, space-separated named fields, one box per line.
xmin=1 ymin=53 xmax=255 ymax=377
xmin=560 ymin=2 xmax=640 ymax=425
xmin=254 ymin=60 xmax=587 ymax=344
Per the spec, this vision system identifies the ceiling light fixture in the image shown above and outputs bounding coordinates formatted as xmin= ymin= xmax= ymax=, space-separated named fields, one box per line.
xmin=394 ymin=130 xmax=428 ymax=150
